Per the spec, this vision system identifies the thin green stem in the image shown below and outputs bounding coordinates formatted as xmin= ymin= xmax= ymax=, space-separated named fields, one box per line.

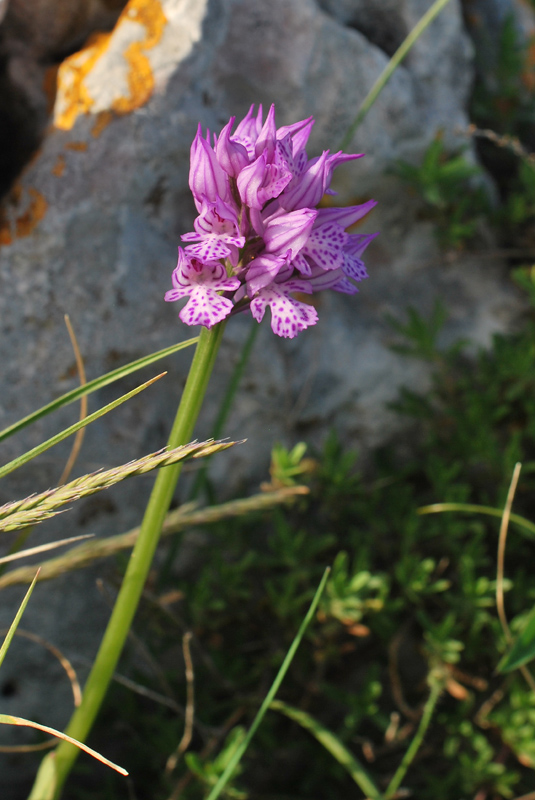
xmin=28 ymin=323 xmax=225 ymax=800
xmin=384 ymin=675 xmax=443 ymax=799
xmin=159 ymin=321 xmax=260 ymax=586
xmin=204 ymin=567 xmax=331 ymax=800
xmin=339 ymin=0 xmax=453 ymax=149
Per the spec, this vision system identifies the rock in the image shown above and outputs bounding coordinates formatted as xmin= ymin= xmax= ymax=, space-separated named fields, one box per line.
xmin=0 ymin=0 xmax=125 ymax=193
xmin=0 ymin=0 xmax=526 ymax=793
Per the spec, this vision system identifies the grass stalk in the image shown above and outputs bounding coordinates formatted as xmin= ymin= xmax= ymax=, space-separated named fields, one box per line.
xmin=339 ymin=0 xmax=453 ymax=149
xmin=383 ymin=675 xmax=443 ymax=799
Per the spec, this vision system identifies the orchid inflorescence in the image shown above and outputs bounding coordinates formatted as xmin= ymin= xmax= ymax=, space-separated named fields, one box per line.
xmin=165 ymin=105 xmax=377 ymax=338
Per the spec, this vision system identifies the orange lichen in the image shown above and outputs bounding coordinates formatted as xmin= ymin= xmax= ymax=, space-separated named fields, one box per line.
xmin=53 ymin=0 xmax=167 ymax=131
xmin=0 ymin=185 xmax=48 ymax=247
xmin=112 ymin=0 xmax=167 ymax=115
xmin=65 ymin=141 xmax=88 ymax=151
xmin=55 ymin=31 xmax=113 ymax=130
xmin=91 ymin=110 xmax=114 ymax=137
xmin=52 ymin=155 xmax=66 ymax=176
xmin=15 ymin=189 xmax=48 ymax=238
xmin=0 ymin=210 xmax=12 ymax=245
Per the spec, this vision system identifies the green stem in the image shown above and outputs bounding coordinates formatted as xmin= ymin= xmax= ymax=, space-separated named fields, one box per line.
xmin=339 ymin=0 xmax=453 ymax=149
xmin=28 ymin=323 xmax=225 ymax=800
xmin=158 ymin=320 xmax=259 ymax=586
xmin=384 ymin=675 xmax=443 ymax=799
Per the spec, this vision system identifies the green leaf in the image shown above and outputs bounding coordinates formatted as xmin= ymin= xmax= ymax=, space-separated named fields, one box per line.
xmin=0 ymin=373 xmax=165 ymax=481
xmin=0 ymin=337 xmax=198 ymax=444
xmin=269 ymin=700 xmax=381 ymax=800
xmin=0 ymin=570 xmax=39 ymax=670
xmin=498 ymin=604 xmax=535 ymax=672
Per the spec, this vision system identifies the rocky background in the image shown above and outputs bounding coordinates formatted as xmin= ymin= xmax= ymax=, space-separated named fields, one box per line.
xmin=0 ymin=0 xmax=530 ymax=794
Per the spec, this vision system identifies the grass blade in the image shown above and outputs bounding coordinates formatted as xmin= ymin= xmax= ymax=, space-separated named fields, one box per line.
xmin=0 ymin=714 xmax=127 ymax=776
xmin=204 ymin=567 xmax=331 ymax=800
xmin=0 ymin=570 xmax=39 ymax=670
xmin=0 ymin=338 xmax=197 ymax=445
xmin=498 ymin=605 xmax=535 ymax=672
xmin=270 ymin=700 xmax=381 ymax=799
xmin=340 ymin=0 xmax=453 ymax=148
xmin=0 ymin=373 xmax=165 ymax=480
xmin=0 ymin=535 xmax=93 ymax=565
xmin=418 ymin=502 xmax=535 ymax=540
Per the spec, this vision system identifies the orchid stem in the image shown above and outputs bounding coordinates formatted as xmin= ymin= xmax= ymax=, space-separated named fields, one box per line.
xmin=28 ymin=322 xmax=226 ymax=800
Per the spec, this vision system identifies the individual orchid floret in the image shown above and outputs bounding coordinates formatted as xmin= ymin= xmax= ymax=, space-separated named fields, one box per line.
xmin=181 ymin=197 xmax=245 ymax=266
xmin=236 ymin=147 xmax=292 ymax=209
xmin=232 ymin=104 xmax=265 ymax=158
xmin=165 ymin=249 xmax=240 ymax=328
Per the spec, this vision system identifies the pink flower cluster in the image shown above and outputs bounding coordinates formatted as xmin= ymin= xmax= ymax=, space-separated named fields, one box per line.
xmin=165 ymin=105 xmax=377 ymax=338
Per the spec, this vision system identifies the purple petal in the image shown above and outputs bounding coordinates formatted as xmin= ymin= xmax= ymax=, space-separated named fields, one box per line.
xmin=179 ymin=288 xmax=235 ymax=328
xmin=278 ymin=150 xmax=330 ymax=210
xmin=251 ymin=283 xmax=318 ymax=338
xmin=185 ymin=238 xmax=231 ymax=261
xmin=291 ymin=251 xmax=312 ymax=276
xmin=189 ymin=128 xmax=230 ymax=208
xmin=315 ymin=200 xmax=377 ymax=230
xmin=303 ymin=222 xmax=347 ymax=271
xmin=332 ymin=277 xmax=360 ymax=295
xmin=237 ymin=153 xmax=292 ymax=209
xmin=343 ymin=252 xmax=369 ymax=282
xmin=246 ymin=252 xmax=289 ymax=295
xmin=255 ymin=104 xmax=277 ymax=159
xmin=263 ymin=207 xmax=317 ymax=256
xmin=215 ymin=117 xmax=250 ymax=177
xmin=345 ymin=231 xmax=379 ymax=256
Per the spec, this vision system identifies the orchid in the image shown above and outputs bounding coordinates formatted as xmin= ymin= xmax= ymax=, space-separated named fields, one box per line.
xmin=166 ymin=104 xmax=377 ymax=338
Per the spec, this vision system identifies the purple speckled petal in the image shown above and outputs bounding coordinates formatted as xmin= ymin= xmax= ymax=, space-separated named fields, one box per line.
xmin=332 ymin=277 xmax=359 ymax=295
xmin=303 ymin=222 xmax=347 ymax=271
xmin=343 ymin=252 xmax=369 ymax=282
xmin=185 ymin=238 xmax=231 ymax=262
xmin=179 ymin=288 xmax=235 ymax=328
xmin=251 ymin=283 xmax=318 ymax=338
xmin=291 ymin=251 xmax=312 ymax=276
